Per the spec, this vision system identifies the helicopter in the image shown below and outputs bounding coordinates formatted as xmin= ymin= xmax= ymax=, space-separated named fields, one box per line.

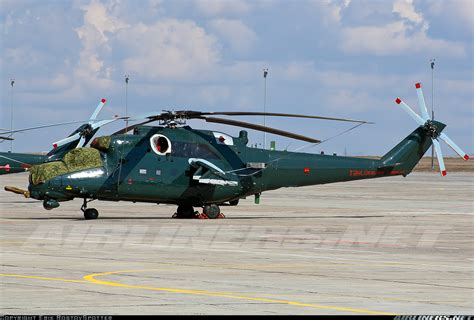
xmin=4 ymin=82 xmax=469 ymax=220
xmin=0 ymin=98 xmax=122 ymax=174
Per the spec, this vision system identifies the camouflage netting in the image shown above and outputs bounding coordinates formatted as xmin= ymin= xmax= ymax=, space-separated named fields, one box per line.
xmin=29 ymin=148 xmax=103 ymax=185
xmin=29 ymin=161 xmax=68 ymax=185
xmin=91 ymin=136 xmax=111 ymax=152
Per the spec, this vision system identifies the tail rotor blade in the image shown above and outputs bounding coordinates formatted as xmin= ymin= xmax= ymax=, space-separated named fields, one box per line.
xmin=439 ymin=132 xmax=470 ymax=160
xmin=395 ymin=98 xmax=425 ymax=126
xmin=432 ymin=138 xmax=447 ymax=176
xmin=415 ymin=83 xmax=430 ymax=121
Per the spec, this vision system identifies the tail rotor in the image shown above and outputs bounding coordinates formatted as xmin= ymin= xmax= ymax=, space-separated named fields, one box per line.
xmin=395 ymin=82 xmax=469 ymax=176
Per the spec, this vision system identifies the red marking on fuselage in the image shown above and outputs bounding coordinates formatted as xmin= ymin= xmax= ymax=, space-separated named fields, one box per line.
xmin=303 ymin=167 xmax=310 ymax=174
xmin=349 ymin=169 xmax=403 ymax=177
xmin=0 ymin=164 xmax=11 ymax=172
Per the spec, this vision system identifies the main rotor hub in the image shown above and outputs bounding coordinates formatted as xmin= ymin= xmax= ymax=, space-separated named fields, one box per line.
xmin=158 ymin=111 xmax=188 ymax=128
xmin=80 ymin=124 xmax=93 ymax=137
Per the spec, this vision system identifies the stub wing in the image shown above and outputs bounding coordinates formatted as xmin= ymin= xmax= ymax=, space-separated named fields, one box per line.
xmin=188 ymin=158 xmax=238 ymax=187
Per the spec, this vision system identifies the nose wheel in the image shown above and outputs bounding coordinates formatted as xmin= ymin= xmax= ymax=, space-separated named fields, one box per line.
xmin=81 ymin=198 xmax=99 ymax=220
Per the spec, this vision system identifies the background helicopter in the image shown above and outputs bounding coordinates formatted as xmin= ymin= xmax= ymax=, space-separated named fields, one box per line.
xmin=0 ymin=99 xmax=122 ymax=174
xmin=4 ymin=82 xmax=469 ymax=220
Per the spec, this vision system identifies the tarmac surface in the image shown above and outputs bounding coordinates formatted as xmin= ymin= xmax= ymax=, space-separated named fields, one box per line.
xmin=0 ymin=172 xmax=473 ymax=315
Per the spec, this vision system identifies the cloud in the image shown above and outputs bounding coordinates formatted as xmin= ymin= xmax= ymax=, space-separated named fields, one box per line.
xmin=420 ymin=0 xmax=474 ymax=41
xmin=337 ymin=0 xmax=466 ymax=58
xmin=117 ymin=19 xmax=220 ymax=81
xmin=393 ymin=0 xmax=423 ymax=24
xmin=193 ymin=0 xmax=251 ymax=16
xmin=340 ymin=21 xmax=465 ymax=57
xmin=74 ymin=0 xmax=128 ymax=89
xmin=208 ymin=19 xmax=257 ymax=54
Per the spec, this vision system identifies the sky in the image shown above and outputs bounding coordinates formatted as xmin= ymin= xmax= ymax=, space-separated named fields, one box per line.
xmin=0 ymin=0 xmax=472 ymax=157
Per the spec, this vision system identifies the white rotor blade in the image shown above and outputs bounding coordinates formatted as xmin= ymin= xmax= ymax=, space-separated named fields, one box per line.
xmin=52 ymin=134 xmax=79 ymax=149
xmin=415 ymin=83 xmax=430 ymax=121
xmin=89 ymin=98 xmax=107 ymax=123
xmin=52 ymin=119 xmax=118 ymax=149
xmin=77 ymin=136 xmax=86 ymax=148
xmin=395 ymin=98 xmax=425 ymax=126
xmin=432 ymin=138 xmax=447 ymax=176
xmin=439 ymin=132 xmax=470 ymax=160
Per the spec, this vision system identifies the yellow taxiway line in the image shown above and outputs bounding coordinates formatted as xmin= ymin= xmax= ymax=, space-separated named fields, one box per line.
xmin=1 ymin=270 xmax=395 ymax=315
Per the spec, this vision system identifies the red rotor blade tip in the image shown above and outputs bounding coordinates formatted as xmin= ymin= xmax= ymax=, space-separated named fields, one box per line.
xmin=53 ymin=143 xmax=58 ymax=149
xmin=464 ymin=154 xmax=470 ymax=161
xmin=415 ymin=83 xmax=421 ymax=89
xmin=441 ymin=170 xmax=447 ymax=176
xmin=395 ymin=98 xmax=402 ymax=104
xmin=101 ymin=98 xmax=106 ymax=103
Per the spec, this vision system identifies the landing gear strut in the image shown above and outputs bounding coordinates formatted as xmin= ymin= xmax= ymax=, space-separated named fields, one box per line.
xmin=81 ymin=198 xmax=99 ymax=220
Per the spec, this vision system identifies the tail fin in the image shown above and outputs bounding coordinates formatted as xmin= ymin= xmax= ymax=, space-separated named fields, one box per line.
xmin=380 ymin=121 xmax=446 ymax=174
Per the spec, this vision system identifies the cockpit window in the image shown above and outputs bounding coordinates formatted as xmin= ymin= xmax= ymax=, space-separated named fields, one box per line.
xmin=150 ymin=134 xmax=172 ymax=155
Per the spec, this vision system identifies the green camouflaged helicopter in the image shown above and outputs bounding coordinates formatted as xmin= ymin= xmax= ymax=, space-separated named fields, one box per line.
xmin=4 ymin=83 xmax=469 ymax=219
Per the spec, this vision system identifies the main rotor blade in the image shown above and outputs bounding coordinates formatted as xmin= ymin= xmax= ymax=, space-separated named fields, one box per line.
xmin=432 ymin=138 xmax=446 ymax=176
xmin=89 ymin=98 xmax=107 ymax=123
xmin=439 ymin=132 xmax=470 ymax=160
xmin=186 ymin=111 xmax=372 ymax=124
xmin=0 ymin=136 xmax=14 ymax=141
xmin=112 ymin=119 xmax=157 ymax=135
xmin=395 ymin=98 xmax=425 ymax=126
xmin=52 ymin=119 xmax=120 ymax=149
xmin=0 ymin=120 xmax=99 ymax=135
xmin=201 ymin=116 xmax=321 ymax=143
xmin=415 ymin=83 xmax=430 ymax=121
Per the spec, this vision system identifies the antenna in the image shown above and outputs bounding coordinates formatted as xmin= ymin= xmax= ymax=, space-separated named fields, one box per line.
xmin=263 ymin=68 xmax=268 ymax=149
xmin=10 ymin=78 xmax=15 ymax=152
xmin=430 ymin=58 xmax=435 ymax=170
xmin=125 ymin=74 xmax=130 ymax=131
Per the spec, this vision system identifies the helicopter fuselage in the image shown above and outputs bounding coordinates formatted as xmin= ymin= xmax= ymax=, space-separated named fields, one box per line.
xmin=27 ymin=122 xmax=437 ymax=208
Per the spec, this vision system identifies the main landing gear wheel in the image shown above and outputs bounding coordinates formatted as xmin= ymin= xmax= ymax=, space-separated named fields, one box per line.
xmin=81 ymin=198 xmax=99 ymax=220
xmin=173 ymin=205 xmax=196 ymax=219
xmin=203 ymin=204 xmax=221 ymax=219
xmin=84 ymin=208 xmax=99 ymax=220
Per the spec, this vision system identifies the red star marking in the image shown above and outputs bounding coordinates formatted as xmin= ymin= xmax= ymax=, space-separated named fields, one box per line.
xmin=218 ymin=136 xmax=226 ymax=143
